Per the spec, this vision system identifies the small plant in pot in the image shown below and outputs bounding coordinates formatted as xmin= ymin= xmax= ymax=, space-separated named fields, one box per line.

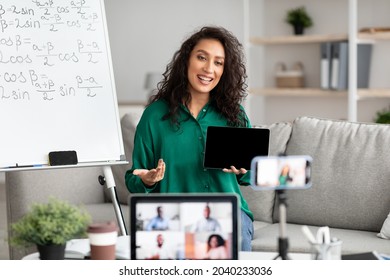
xmin=374 ymin=106 xmax=390 ymax=124
xmin=10 ymin=197 xmax=91 ymax=260
xmin=285 ymin=6 xmax=313 ymax=35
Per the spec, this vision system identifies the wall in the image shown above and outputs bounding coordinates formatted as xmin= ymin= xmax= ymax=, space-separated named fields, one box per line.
xmin=104 ymin=0 xmax=244 ymax=104
xmin=105 ymin=0 xmax=390 ymax=126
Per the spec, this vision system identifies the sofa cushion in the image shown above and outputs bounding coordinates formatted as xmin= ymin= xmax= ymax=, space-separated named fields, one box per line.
xmin=377 ymin=212 xmax=390 ymax=239
xmin=108 ymin=112 xmax=142 ymax=205
xmin=252 ymin=223 xmax=390 ymax=254
xmin=255 ymin=121 xmax=293 ymax=156
xmin=6 ymin=167 xmax=105 ymax=218
xmin=276 ymin=116 xmax=390 ymax=232
xmin=84 ymin=203 xmax=130 ymax=233
xmin=242 ymin=121 xmax=292 ymax=223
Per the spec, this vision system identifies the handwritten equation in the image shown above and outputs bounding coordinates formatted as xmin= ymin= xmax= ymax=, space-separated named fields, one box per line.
xmin=0 ymin=0 xmax=112 ymax=103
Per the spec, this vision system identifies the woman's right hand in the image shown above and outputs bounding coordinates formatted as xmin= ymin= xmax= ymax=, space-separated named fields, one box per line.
xmin=132 ymin=159 xmax=166 ymax=187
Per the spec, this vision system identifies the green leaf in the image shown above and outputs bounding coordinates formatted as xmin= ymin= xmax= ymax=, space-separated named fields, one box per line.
xmin=285 ymin=6 xmax=313 ymax=28
xmin=10 ymin=197 xmax=91 ymax=247
xmin=374 ymin=106 xmax=390 ymax=124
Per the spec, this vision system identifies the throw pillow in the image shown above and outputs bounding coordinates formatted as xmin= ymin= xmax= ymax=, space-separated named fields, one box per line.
xmin=377 ymin=212 xmax=390 ymax=239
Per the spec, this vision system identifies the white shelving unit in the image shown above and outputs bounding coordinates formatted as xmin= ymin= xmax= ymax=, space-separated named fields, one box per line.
xmin=244 ymin=0 xmax=390 ymax=125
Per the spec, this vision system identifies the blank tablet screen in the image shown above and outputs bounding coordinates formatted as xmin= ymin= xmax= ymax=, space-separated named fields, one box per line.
xmin=203 ymin=126 xmax=270 ymax=170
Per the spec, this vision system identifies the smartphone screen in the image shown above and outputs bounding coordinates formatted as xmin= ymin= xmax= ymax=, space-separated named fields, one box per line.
xmin=250 ymin=155 xmax=312 ymax=190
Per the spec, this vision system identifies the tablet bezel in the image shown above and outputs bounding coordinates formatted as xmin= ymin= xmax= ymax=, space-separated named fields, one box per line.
xmin=129 ymin=193 xmax=239 ymax=260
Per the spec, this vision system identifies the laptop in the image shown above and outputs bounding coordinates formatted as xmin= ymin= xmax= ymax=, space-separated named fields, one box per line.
xmin=203 ymin=126 xmax=270 ymax=170
xmin=129 ymin=193 xmax=239 ymax=260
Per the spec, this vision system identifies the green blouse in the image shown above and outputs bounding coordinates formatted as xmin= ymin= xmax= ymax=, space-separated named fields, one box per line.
xmin=125 ymin=100 xmax=254 ymax=221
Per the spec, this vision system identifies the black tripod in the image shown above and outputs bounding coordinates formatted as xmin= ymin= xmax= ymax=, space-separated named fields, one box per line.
xmin=273 ymin=190 xmax=291 ymax=260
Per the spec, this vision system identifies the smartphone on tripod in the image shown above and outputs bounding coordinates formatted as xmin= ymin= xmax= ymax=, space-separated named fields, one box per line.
xmin=250 ymin=155 xmax=313 ymax=260
xmin=250 ymin=155 xmax=312 ymax=190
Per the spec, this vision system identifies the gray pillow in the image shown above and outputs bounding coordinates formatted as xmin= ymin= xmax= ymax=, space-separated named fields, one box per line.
xmin=278 ymin=116 xmax=390 ymax=232
xmin=255 ymin=121 xmax=293 ymax=156
xmin=243 ymin=121 xmax=292 ymax=223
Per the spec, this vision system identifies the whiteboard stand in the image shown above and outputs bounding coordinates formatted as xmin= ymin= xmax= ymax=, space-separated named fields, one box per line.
xmin=100 ymin=166 xmax=128 ymax=236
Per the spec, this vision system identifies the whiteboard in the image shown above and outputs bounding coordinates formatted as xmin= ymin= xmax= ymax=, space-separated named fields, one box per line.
xmin=0 ymin=0 xmax=125 ymax=168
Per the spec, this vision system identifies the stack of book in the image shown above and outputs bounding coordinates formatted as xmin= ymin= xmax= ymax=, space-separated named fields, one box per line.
xmin=320 ymin=41 xmax=372 ymax=90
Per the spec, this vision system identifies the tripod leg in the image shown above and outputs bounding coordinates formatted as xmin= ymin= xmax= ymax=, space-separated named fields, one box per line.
xmin=278 ymin=237 xmax=290 ymax=260
xmin=102 ymin=166 xmax=128 ymax=235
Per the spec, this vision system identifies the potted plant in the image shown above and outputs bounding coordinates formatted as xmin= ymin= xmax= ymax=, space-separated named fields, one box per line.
xmin=374 ymin=106 xmax=390 ymax=124
xmin=9 ymin=197 xmax=91 ymax=260
xmin=285 ymin=6 xmax=313 ymax=35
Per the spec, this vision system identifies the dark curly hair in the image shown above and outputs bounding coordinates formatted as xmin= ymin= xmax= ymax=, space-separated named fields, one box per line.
xmin=207 ymin=234 xmax=226 ymax=250
xmin=149 ymin=26 xmax=248 ymax=127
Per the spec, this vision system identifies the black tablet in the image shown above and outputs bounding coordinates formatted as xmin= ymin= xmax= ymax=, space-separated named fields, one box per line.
xmin=130 ymin=194 xmax=239 ymax=260
xmin=203 ymin=126 xmax=270 ymax=170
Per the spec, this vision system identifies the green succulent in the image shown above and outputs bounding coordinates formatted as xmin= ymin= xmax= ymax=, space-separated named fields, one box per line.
xmin=10 ymin=198 xmax=91 ymax=247
xmin=285 ymin=6 xmax=313 ymax=28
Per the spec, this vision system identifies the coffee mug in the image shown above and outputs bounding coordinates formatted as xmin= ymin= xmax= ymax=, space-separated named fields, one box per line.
xmin=87 ymin=221 xmax=118 ymax=260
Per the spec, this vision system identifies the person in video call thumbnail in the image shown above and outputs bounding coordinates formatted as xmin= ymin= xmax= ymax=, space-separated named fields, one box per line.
xmin=205 ymin=234 xmax=228 ymax=259
xmin=145 ymin=206 xmax=169 ymax=231
xmin=192 ymin=204 xmax=222 ymax=232
xmin=146 ymin=233 xmax=173 ymax=260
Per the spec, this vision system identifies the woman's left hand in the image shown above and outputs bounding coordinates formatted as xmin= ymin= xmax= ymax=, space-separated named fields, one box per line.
xmin=222 ymin=166 xmax=247 ymax=175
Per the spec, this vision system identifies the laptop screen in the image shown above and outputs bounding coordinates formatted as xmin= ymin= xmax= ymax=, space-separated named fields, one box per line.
xmin=130 ymin=194 xmax=239 ymax=260
xmin=203 ymin=126 xmax=270 ymax=170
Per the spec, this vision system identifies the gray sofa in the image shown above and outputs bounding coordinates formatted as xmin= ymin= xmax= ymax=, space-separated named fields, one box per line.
xmin=5 ymin=114 xmax=390 ymax=259
xmin=243 ymin=116 xmax=390 ymax=256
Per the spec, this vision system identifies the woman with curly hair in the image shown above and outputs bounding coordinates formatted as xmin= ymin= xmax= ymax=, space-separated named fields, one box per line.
xmin=205 ymin=234 xmax=228 ymax=260
xmin=125 ymin=26 xmax=254 ymax=251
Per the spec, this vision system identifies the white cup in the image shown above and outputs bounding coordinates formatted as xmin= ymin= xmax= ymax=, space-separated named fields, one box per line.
xmin=311 ymin=240 xmax=342 ymax=260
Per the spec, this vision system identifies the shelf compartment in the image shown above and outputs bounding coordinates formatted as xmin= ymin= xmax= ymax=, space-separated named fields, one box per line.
xmin=250 ymin=32 xmax=390 ymax=45
xmin=250 ymin=88 xmax=390 ymax=99
xmin=249 ymin=88 xmax=348 ymax=97
xmin=358 ymin=32 xmax=390 ymax=41
xmin=358 ymin=89 xmax=390 ymax=99
xmin=250 ymin=34 xmax=348 ymax=45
